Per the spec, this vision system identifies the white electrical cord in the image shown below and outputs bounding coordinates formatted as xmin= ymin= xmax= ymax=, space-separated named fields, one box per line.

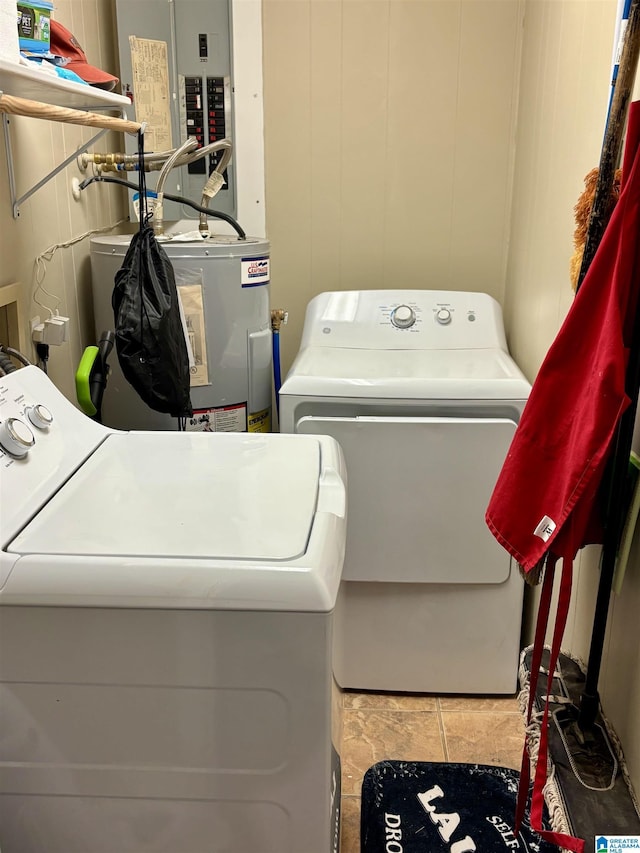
xmin=198 ymin=141 xmax=233 ymax=234
xmin=33 ymin=218 xmax=128 ymax=319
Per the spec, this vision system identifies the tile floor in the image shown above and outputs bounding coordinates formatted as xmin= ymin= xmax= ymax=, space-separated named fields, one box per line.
xmin=339 ymin=691 xmax=525 ymax=852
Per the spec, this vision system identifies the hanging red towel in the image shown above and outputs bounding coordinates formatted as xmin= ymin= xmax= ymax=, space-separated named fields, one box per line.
xmin=487 ymin=107 xmax=640 ymax=570
xmin=486 ymin=101 xmax=640 ymax=851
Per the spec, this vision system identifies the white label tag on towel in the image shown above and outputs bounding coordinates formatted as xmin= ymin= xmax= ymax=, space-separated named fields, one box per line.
xmin=534 ymin=516 xmax=556 ymax=541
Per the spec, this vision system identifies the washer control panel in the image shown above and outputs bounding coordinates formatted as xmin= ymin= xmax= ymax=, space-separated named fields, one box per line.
xmin=301 ymin=290 xmax=508 ymax=350
xmin=0 ymin=395 xmax=53 ymax=460
xmin=0 ymin=416 xmax=36 ymax=458
xmin=0 ymin=366 xmax=108 ymax=544
xmin=26 ymin=403 xmax=54 ymax=431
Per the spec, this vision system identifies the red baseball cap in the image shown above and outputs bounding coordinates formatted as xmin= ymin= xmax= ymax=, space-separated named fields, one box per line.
xmin=49 ymin=21 xmax=119 ymax=91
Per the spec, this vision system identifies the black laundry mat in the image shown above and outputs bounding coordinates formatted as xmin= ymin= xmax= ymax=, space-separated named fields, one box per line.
xmin=520 ymin=647 xmax=640 ymax=853
xmin=361 ymin=761 xmax=556 ymax=852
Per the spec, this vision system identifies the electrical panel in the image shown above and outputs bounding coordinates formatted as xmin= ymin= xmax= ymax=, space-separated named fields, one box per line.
xmin=114 ymin=0 xmax=235 ymax=224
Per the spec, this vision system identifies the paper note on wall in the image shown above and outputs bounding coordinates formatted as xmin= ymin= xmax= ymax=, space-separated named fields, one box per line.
xmin=0 ymin=0 xmax=20 ymax=63
xmin=129 ymin=36 xmax=173 ymax=152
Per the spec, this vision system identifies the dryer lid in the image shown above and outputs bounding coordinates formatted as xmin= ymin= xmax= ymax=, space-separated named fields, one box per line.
xmin=280 ymin=346 xmax=531 ymax=400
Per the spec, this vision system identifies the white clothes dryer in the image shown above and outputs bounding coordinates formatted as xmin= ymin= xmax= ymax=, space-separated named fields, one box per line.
xmin=279 ymin=290 xmax=531 ymax=695
xmin=0 ymin=367 xmax=346 ymax=853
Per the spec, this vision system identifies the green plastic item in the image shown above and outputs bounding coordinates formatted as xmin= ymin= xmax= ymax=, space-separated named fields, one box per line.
xmin=75 ymin=346 xmax=99 ymax=416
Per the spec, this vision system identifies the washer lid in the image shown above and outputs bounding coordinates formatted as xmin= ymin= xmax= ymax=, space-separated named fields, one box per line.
xmin=280 ymin=347 xmax=531 ymax=400
xmin=8 ymin=432 xmax=321 ymax=561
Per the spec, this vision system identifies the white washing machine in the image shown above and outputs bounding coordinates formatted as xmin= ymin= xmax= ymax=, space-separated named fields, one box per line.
xmin=279 ymin=290 xmax=531 ymax=695
xmin=0 ymin=366 xmax=346 ymax=853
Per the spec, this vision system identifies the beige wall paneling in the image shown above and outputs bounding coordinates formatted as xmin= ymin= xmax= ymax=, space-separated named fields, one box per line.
xmin=564 ymin=547 xmax=605 ymax=661
xmin=0 ymin=126 xmax=34 ymax=319
xmin=339 ymin=0 xmax=390 ymax=295
xmin=383 ymin=1 xmax=460 ymax=290
xmin=504 ymin=0 xmax=616 ymax=380
xmin=309 ymin=0 xmax=344 ymax=325
xmin=263 ymin=0 xmax=313 ymax=375
xmin=264 ymin=0 xmax=525 ymax=378
xmin=446 ymin=0 xmax=523 ymax=303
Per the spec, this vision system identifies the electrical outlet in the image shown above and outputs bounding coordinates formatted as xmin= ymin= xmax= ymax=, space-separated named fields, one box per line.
xmin=43 ymin=317 xmax=69 ymax=345
xmin=31 ymin=315 xmax=70 ymax=346
xmin=31 ymin=316 xmax=46 ymax=343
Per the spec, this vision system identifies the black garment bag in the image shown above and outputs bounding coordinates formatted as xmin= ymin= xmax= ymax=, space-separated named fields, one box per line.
xmin=112 ymin=226 xmax=192 ymax=418
xmin=112 ymin=129 xmax=192 ymax=419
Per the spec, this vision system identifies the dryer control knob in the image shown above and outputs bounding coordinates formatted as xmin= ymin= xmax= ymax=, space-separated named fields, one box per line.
xmin=26 ymin=404 xmax=53 ymax=430
xmin=435 ymin=308 xmax=452 ymax=325
xmin=0 ymin=417 xmax=35 ymax=458
xmin=391 ymin=305 xmax=416 ymax=328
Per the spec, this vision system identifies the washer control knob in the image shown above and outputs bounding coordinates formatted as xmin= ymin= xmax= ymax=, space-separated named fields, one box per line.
xmin=26 ymin=404 xmax=53 ymax=430
xmin=435 ymin=308 xmax=452 ymax=325
xmin=0 ymin=417 xmax=36 ymax=458
xmin=391 ymin=305 xmax=416 ymax=329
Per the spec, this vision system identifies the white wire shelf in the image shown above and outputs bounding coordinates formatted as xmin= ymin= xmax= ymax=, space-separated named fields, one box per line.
xmin=0 ymin=58 xmax=129 ymax=110
xmin=0 ymin=58 xmax=135 ymax=217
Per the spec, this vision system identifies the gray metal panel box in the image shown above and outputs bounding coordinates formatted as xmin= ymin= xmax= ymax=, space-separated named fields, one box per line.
xmin=115 ymin=0 xmax=236 ymax=223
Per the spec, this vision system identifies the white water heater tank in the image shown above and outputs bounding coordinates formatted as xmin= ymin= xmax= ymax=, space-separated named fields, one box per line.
xmin=90 ymin=228 xmax=272 ymax=432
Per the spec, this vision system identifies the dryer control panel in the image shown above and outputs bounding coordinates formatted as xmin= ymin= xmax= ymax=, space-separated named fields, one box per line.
xmin=300 ymin=290 xmax=509 ymax=351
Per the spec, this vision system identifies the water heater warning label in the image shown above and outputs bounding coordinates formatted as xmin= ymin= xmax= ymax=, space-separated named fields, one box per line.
xmin=241 ymin=256 xmax=270 ymax=287
xmin=248 ymin=408 xmax=271 ymax=433
xmin=187 ymin=403 xmax=247 ymax=432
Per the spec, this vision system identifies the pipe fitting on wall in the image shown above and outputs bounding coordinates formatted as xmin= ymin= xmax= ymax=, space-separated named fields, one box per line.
xmin=271 ymin=309 xmax=288 ymax=333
